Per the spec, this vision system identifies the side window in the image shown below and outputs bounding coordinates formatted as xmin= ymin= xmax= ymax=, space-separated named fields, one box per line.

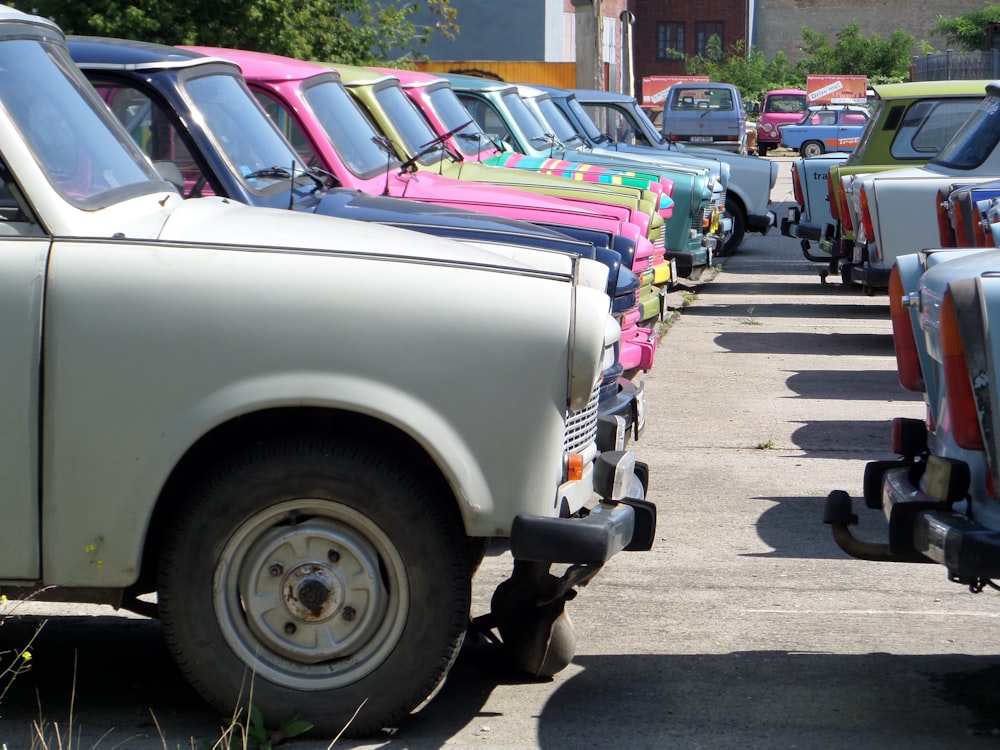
xmin=97 ymin=82 xmax=216 ymax=197
xmin=253 ymin=91 xmax=321 ymax=169
xmin=457 ymin=95 xmax=512 ymax=144
xmin=890 ymin=98 xmax=982 ymax=159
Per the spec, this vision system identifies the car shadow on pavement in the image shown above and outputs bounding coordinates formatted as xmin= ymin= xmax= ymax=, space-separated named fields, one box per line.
xmin=784 ymin=369 xmax=922 ymax=400
xmin=2 ymin=614 xmax=999 ymax=749
xmin=713 ymin=331 xmax=895 ymax=356
xmin=750 ymin=492 xmax=873 ymax=560
xmin=678 ymin=300 xmax=892 ymax=320
xmin=534 ymin=651 xmax=1000 ymax=749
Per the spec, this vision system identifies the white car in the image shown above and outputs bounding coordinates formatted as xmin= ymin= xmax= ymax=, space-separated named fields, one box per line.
xmin=0 ymin=7 xmax=654 ymax=738
xmin=844 ymin=83 xmax=1000 ymax=291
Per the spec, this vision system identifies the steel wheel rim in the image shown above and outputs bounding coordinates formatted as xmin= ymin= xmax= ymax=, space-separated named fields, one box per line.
xmin=214 ymin=498 xmax=409 ymax=690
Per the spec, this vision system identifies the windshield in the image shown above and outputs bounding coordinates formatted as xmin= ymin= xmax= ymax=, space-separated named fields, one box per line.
xmin=302 ymin=77 xmax=400 ymax=177
xmin=533 ymin=96 xmax=584 ymax=146
xmin=181 ymin=70 xmax=308 ymax=190
xmin=500 ymin=89 xmax=552 ymax=145
xmin=566 ymin=98 xmax=606 ymax=142
xmin=763 ymin=93 xmax=806 ymax=114
xmin=426 ymin=85 xmax=492 ymax=158
xmin=0 ymin=38 xmax=164 ymax=208
xmin=370 ymin=82 xmax=443 ymax=167
xmin=930 ymin=93 xmax=1000 ymax=170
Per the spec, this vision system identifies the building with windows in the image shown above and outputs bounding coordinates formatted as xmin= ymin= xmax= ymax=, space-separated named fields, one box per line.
xmin=407 ymin=0 xmax=990 ymax=99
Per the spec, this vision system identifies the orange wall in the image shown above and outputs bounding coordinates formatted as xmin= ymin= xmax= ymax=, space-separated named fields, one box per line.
xmin=415 ymin=61 xmax=579 ymax=88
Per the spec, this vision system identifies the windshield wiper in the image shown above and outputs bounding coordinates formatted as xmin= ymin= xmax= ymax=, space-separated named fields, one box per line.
xmin=243 ymin=166 xmax=293 ymax=181
xmin=397 ymin=119 xmax=473 ymax=174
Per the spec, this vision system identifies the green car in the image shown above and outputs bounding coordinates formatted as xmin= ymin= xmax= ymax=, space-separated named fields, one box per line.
xmin=783 ymin=79 xmax=988 ymax=282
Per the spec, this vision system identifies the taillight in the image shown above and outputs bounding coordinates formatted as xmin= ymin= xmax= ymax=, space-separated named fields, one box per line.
xmin=859 ymin=185 xmax=876 ymax=250
xmin=840 ymin=182 xmax=854 ymax=232
xmin=828 ymin=171 xmax=840 ymax=221
xmin=791 ymin=163 xmax=804 ymax=208
xmin=889 ymin=266 xmax=924 ymax=392
xmin=936 ymin=187 xmax=955 ymax=247
xmin=940 ymin=290 xmax=985 ymax=450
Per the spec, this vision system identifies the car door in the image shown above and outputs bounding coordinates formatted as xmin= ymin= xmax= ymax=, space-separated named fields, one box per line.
xmin=0 ymin=166 xmax=49 ymax=578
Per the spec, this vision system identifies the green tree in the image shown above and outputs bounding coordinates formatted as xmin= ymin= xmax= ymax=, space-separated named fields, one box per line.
xmin=931 ymin=5 xmax=1000 ymax=51
xmin=797 ymin=21 xmax=912 ymax=83
xmin=685 ymin=37 xmax=804 ymax=105
xmin=19 ymin=0 xmax=457 ymax=65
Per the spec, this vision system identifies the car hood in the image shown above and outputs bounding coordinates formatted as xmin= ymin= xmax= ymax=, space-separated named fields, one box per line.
xmin=155 ymin=195 xmax=546 ymax=272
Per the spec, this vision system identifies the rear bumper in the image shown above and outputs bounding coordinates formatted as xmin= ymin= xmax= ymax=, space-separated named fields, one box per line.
xmin=882 ymin=465 xmax=1000 ymax=579
xmin=849 ymin=263 xmax=891 ymax=289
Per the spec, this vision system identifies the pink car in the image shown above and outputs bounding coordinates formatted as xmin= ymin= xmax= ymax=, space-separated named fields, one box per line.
xmin=755 ymin=88 xmax=807 ymax=157
xmin=187 ymin=47 xmax=659 ymax=370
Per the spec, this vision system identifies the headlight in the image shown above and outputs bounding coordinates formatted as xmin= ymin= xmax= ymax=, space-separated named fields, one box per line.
xmin=569 ymin=285 xmax=611 ymax=410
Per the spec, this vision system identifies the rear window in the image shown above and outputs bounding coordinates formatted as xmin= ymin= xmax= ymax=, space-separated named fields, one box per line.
xmin=669 ymin=87 xmax=736 ymax=111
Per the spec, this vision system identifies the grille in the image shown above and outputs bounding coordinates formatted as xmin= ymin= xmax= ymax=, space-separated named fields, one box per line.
xmin=563 ymin=382 xmax=600 ymax=453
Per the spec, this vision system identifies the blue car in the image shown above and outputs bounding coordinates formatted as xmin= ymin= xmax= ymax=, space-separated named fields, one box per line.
xmin=779 ymin=105 xmax=869 ymax=157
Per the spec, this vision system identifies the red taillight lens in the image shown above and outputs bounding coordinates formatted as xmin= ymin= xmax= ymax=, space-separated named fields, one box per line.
xmin=828 ymin=171 xmax=840 ymax=221
xmin=840 ymin=182 xmax=854 ymax=232
xmin=859 ymin=186 xmax=876 ymax=248
xmin=791 ymin=163 xmax=804 ymax=207
xmin=889 ymin=266 xmax=925 ymax=392
xmin=940 ymin=291 xmax=985 ymax=450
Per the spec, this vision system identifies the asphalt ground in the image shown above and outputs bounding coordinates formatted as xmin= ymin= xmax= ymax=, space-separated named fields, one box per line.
xmin=3 ymin=155 xmax=1000 ymax=749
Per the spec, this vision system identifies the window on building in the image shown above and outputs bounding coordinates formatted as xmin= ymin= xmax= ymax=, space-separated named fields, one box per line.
xmin=656 ymin=22 xmax=685 ymax=61
xmin=695 ymin=21 xmax=724 ymax=58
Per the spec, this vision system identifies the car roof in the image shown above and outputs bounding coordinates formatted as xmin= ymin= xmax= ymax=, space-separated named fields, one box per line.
xmin=872 ymin=79 xmax=992 ymax=99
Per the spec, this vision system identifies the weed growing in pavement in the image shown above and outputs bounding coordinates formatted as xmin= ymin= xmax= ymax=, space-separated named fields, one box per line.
xmin=756 ymin=439 xmax=775 ymax=449
xmin=715 ymin=263 xmax=724 ymax=273
xmin=681 ymin=291 xmax=696 ymax=307
xmin=741 ymin=306 xmax=761 ymax=326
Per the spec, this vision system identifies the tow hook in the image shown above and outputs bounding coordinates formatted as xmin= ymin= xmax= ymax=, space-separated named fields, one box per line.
xmin=823 ymin=490 xmax=934 ymax=564
xmin=471 ymin=559 xmax=601 ymax=677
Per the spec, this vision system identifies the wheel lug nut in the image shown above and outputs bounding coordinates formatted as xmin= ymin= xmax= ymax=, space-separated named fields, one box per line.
xmin=284 ymin=622 xmax=296 ymax=635
xmin=269 ymin=563 xmax=283 ymax=577
xmin=342 ymin=606 xmax=356 ymax=621
xmin=328 ymin=549 xmax=340 ymax=563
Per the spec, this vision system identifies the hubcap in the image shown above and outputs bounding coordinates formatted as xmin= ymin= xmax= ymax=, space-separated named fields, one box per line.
xmin=214 ymin=499 xmax=409 ymax=689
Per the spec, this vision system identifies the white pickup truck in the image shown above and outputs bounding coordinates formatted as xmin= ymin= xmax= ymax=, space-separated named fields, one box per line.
xmin=0 ymin=7 xmax=654 ymax=738
xmin=845 ymin=82 xmax=1000 ymax=291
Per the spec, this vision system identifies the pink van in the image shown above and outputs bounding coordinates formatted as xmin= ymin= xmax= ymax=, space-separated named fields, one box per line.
xmin=755 ymin=88 xmax=807 ymax=157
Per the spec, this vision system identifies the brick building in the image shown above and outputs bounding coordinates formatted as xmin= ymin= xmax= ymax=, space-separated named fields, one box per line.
xmin=409 ymin=0 xmax=992 ymax=96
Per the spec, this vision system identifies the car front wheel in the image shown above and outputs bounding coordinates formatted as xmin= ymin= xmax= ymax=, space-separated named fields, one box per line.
xmin=157 ymin=436 xmax=471 ymax=738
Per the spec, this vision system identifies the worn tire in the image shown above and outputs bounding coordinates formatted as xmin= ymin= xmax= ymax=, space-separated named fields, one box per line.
xmin=721 ymin=201 xmax=747 ymax=256
xmin=757 ymin=143 xmax=769 ymax=157
xmin=157 ymin=436 xmax=470 ymax=738
xmin=802 ymin=140 xmax=825 ymax=158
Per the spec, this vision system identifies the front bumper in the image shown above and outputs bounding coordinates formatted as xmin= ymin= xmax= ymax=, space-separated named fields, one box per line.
xmin=597 ymin=376 xmax=647 ymax=448
xmin=510 ymin=453 xmax=655 ymax=564
xmin=747 ymin=210 xmax=776 ymax=234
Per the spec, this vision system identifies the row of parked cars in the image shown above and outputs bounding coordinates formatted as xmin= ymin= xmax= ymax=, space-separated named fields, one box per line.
xmin=777 ymin=77 xmax=1000 ymax=616
xmin=0 ymin=7 xmax=785 ymax=741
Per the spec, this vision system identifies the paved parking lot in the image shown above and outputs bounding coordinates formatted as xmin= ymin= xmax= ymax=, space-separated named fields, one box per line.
xmin=3 ymin=157 xmax=1000 ymax=749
